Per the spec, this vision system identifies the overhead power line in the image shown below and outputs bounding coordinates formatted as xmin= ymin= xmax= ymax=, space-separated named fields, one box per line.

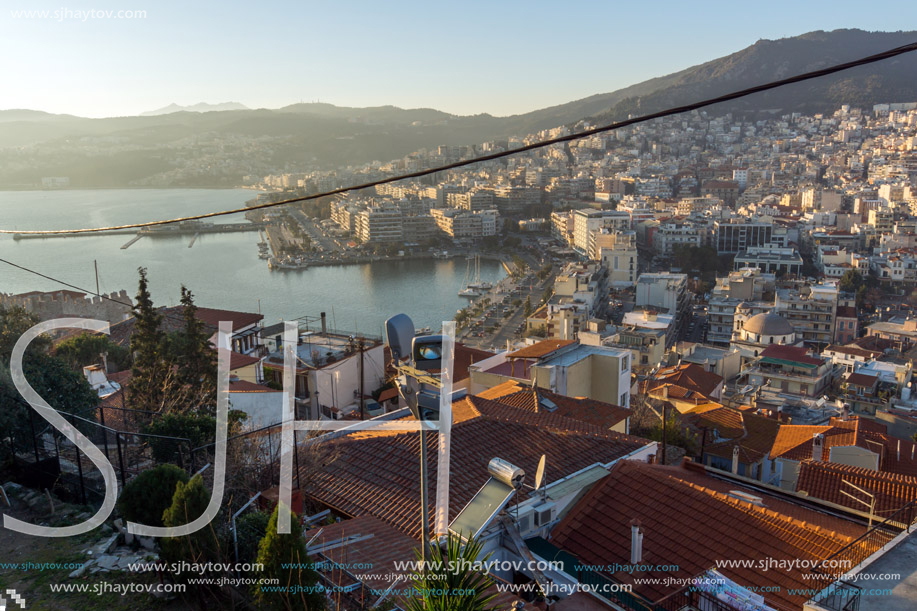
xmin=1 ymin=39 xmax=916 ymax=240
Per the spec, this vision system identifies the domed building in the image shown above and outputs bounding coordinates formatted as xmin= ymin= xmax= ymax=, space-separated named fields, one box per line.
xmin=738 ymin=312 xmax=795 ymax=346
xmin=732 ymin=311 xmax=799 ymax=363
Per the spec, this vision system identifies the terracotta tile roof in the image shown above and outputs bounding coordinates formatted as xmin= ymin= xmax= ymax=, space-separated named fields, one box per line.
xmin=107 ymin=305 xmax=262 ymax=348
xmin=377 ymin=387 xmax=399 ymax=403
xmin=228 ymin=380 xmax=275 ymax=393
xmin=428 ymin=343 xmax=495 ymax=382
xmin=845 ymin=372 xmax=878 ymax=388
xmin=193 ymin=307 xmax=263 ymax=331
xmin=107 ymin=369 xmax=132 ymax=385
xmin=703 ymin=411 xmax=781 ymax=464
xmin=683 ymin=405 xmax=745 ymax=440
xmin=836 ymin=306 xmax=857 ymax=318
xmin=506 ymin=339 xmax=575 ymax=359
xmin=477 ymin=381 xmax=631 ymax=429
xmin=796 ymin=460 xmax=917 ymax=516
xmin=770 ymin=425 xmax=853 ymax=461
xmin=305 ymin=515 xmax=524 ymax=609
xmin=760 ymin=344 xmax=825 ymax=366
xmin=644 ymin=363 xmax=723 ymax=399
xmin=550 ymin=459 xmax=874 ymax=610
xmin=825 ymin=344 xmax=881 ymax=359
xmin=301 ymin=395 xmax=651 ymax=538
xmin=229 ymin=351 xmax=261 ymax=370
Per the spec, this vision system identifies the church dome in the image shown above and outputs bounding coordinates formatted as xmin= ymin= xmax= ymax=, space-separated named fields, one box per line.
xmin=743 ymin=312 xmax=794 ymax=337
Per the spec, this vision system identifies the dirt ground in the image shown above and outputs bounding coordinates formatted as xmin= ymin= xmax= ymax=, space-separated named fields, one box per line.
xmin=0 ymin=485 xmax=191 ymax=611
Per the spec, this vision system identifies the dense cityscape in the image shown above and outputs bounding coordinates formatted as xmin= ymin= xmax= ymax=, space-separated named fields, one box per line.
xmin=3 ymin=16 xmax=917 ymax=611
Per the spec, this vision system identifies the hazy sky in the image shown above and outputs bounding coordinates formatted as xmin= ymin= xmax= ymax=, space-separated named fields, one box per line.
xmin=1 ymin=0 xmax=915 ymax=118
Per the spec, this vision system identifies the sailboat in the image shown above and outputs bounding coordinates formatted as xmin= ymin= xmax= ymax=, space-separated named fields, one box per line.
xmin=467 ymin=255 xmax=493 ymax=290
xmin=458 ymin=258 xmax=482 ymax=297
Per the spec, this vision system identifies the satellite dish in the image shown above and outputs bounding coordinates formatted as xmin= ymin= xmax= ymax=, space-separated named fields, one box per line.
xmin=534 ymin=455 xmax=546 ymax=491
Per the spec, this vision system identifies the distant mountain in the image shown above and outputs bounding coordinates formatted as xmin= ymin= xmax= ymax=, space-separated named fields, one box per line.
xmin=140 ymin=102 xmax=250 ymax=116
xmin=1 ymin=29 xmax=915 ymax=188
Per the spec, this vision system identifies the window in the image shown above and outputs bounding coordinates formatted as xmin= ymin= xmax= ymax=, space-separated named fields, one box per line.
xmin=620 ymin=392 xmax=629 ymax=407
xmin=621 ymin=356 xmax=629 ymax=372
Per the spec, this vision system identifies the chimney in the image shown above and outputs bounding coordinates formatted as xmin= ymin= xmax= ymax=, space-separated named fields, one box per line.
xmin=101 ymin=351 xmax=109 ymax=375
xmin=842 ymin=403 xmax=850 ymax=421
xmin=320 ymin=312 xmax=327 ymax=335
xmin=661 ymin=385 xmax=668 ymax=400
xmin=812 ymin=433 xmax=824 ymax=462
xmin=897 ymin=439 xmax=901 ymax=462
xmin=630 ymin=519 xmax=644 ymax=565
xmin=731 ymin=445 xmax=740 ymax=474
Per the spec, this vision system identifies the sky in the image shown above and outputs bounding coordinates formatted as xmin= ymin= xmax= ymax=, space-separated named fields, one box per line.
xmin=0 ymin=0 xmax=915 ymax=118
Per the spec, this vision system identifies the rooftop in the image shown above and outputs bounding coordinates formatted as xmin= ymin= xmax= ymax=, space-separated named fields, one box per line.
xmin=301 ymin=394 xmax=651 ymax=538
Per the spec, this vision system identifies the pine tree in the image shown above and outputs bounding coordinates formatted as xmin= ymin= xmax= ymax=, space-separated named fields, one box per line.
xmin=128 ymin=267 xmax=169 ymax=412
xmin=160 ymin=474 xmax=221 ymax=578
xmin=252 ymin=505 xmax=325 ymax=610
xmin=173 ymin=286 xmax=217 ymax=411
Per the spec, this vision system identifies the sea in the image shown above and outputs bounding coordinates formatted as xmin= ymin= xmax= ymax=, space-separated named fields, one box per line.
xmin=0 ymin=189 xmax=505 ymax=335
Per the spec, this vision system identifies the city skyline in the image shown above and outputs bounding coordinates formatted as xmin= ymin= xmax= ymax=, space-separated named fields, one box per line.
xmin=1 ymin=0 xmax=915 ymax=118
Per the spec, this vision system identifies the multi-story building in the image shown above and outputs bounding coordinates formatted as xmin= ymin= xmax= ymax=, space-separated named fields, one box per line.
xmin=355 ymin=204 xmax=403 ymax=243
xmin=734 ymin=245 xmax=803 ymax=276
xmin=776 ymin=283 xmax=839 ymax=349
xmin=572 ymin=209 xmax=630 ymax=256
xmin=714 ymin=218 xmax=777 ymax=254
xmin=706 ymin=268 xmax=775 ymax=344
xmin=553 ymin=261 xmax=608 ymax=315
xmin=654 ymin=220 xmax=706 ymax=255
xmin=597 ymin=230 xmax=638 ymax=287
xmin=746 ymin=344 xmax=835 ymax=398
xmin=550 ymin=210 xmax=576 ymax=245
xmin=430 ymin=208 xmax=499 ymax=240
xmin=635 ymin=272 xmax=689 ymax=338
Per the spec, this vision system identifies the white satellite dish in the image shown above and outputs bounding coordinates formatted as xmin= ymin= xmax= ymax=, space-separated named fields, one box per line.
xmin=534 ymin=455 xmax=546 ymax=491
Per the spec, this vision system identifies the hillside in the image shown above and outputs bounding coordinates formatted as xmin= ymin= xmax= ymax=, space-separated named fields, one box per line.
xmin=0 ymin=29 xmax=914 ymax=188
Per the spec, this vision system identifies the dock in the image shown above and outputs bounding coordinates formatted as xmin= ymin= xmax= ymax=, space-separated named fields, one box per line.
xmin=121 ymin=234 xmax=143 ymax=249
xmin=188 ymin=233 xmax=199 ymax=248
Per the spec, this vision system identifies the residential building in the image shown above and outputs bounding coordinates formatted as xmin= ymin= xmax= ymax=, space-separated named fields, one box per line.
xmin=734 ymin=245 xmax=803 ymax=276
xmin=776 ymin=283 xmax=839 ymax=348
xmin=571 ymin=209 xmax=630 ymax=256
xmin=746 ymin=344 xmax=835 ymax=398
xmin=635 ymin=272 xmax=689 ymax=335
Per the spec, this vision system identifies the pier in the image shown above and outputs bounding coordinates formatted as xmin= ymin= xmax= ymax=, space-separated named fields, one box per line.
xmin=188 ymin=233 xmax=199 ymax=248
xmin=120 ymin=234 xmax=143 ymax=249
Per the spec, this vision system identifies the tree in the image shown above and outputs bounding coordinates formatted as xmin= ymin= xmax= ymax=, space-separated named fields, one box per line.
xmin=170 ymin=286 xmax=217 ymax=410
xmin=839 ymin=269 xmax=864 ymax=294
xmin=128 ymin=268 xmax=170 ymax=412
xmin=251 ymin=504 xmax=324 ymax=610
xmin=0 ymin=306 xmax=98 ymax=460
xmin=160 ymin=474 xmax=222 ymax=576
xmin=523 ymin=296 xmax=533 ymax=318
xmin=118 ymin=464 xmax=189 ymax=527
xmin=405 ymin=532 xmax=498 ymax=611
xmin=54 ymin=332 xmax=131 ymax=372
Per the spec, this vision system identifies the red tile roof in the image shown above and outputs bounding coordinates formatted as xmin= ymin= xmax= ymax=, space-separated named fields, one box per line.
xmin=644 ymin=363 xmax=723 ymax=400
xmin=228 ymin=380 xmax=275 ymax=393
xmin=428 ymin=343 xmax=495 ymax=382
xmin=551 ymin=459 xmax=874 ymax=610
xmin=193 ymin=307 xmax=263 ymax=331
xmin=760 ymin=344 xmax=825 ymax=366
xmin=229 ymin=351 xmax=261 ymax=370
xmin=845 ymin=372 xmax=878 ymax=388
xmin=301 ymin=395 xmax=651 ymax=538
xmin=478 ymin=381 xmax=632 ymax=429
xmin=305 ymin=515 xmax=524 ymax=609
xmin=796 ymin=460 xmax=917 ymax=516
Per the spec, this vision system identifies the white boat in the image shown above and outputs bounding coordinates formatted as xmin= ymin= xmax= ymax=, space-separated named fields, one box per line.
xmin=467 ymin=255 xmax=493 ymax=290
xmin=458 ymin=258 xmax=482 ymax=297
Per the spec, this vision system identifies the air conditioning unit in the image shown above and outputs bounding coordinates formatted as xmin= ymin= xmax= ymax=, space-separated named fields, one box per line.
xmin=515 ymin=514 xmax=531 ymax=533
xmin=533 ymin=502 xmax=557 ymax=527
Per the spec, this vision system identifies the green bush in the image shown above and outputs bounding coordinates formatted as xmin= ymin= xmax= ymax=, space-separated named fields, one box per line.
xmin=117 ymin=464 xmax=189 ymax=527
xmin=161 ymin=475 xmax=222 ymax=575
xmin=252 ymin=505 xmax=324 ymax=610
xmin=235 ymin=511 xmax=271 ymax=567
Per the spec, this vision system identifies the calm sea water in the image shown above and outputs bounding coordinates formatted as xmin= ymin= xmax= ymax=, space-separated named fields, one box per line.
xmin=0 ymin=189 xmax=504 ymax=334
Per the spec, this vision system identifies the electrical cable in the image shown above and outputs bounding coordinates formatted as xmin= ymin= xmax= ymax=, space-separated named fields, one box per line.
xmin=2 ymin=40 xmax=915 ymax=237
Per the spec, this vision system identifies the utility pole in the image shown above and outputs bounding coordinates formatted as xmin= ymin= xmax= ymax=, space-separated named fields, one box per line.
xmin=660 ymin=403 xmax=668 ymax=466
xmin=94 ymin=259 xmax=100 ymax=297
xmin=359 ymin=338 xmax=366 ymax=420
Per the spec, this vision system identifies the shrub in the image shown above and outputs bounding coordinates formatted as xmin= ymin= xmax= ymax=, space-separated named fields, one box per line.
xmin=251 ymin=505 xmax=324 ymax=610
xmin=117 ymin=464 xmax=189 ymax=527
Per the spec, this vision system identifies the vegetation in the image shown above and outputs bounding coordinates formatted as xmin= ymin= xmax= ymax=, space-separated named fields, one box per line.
xmin=405 ymin=532 xmax=498 ymax=611
xmin=160 ymin=475 xmax=222 ymax=575
xmin=117 ymin=464 xmax=189 ymax=527
xmin=54 ymin=333 xmax=131 ymax=372
xmin=251 ymin=504 xmax=325 ymax=610
xmin=0 ymin=306 xmax=98 ymax=460
xmin=128 ymin=267 xmax=170 ymax=412
xmin=234 ymin=510 xmax=271 ymax=567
